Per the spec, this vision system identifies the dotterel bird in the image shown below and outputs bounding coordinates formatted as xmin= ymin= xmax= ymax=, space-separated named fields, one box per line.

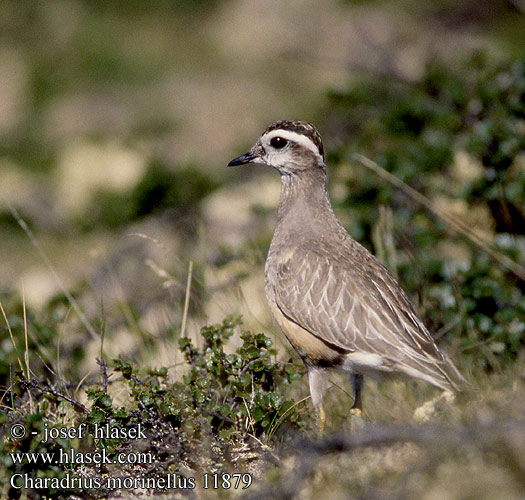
xmin=228 ymin=120 xmax=465 ymax=427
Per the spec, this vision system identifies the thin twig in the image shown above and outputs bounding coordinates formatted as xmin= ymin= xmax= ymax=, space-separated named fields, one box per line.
xmin=22 ymin=288 xmax=30 ymax=380
xmin=97 ymin=357 xmax=109 ymax=393
xmin=22 ymin=287 xmax=34 ymax=413
xmin=180 ymin=260 xmax=193 ymax=338
xmin=74 ymin=369 xmax=96 ymax=400
xmin=19 ymin=375 xmax=87 ymax=413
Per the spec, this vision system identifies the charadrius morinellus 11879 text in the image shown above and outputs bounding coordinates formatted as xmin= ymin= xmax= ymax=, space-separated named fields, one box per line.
xmin=228 ymin=120 xmax=465 ymax=428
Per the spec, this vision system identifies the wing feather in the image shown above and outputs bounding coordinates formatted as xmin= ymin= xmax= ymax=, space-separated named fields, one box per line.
xmin=270 ymin=245 xmax=464 ymax=390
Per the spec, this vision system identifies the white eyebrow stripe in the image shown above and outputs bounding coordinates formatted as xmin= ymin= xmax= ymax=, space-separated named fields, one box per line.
xmin=263 ymin=129 xmax=321 ymax=157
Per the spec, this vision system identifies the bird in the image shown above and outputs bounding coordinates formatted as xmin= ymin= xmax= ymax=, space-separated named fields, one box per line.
xmin=228 ymin=120 xmax=466 ymax=428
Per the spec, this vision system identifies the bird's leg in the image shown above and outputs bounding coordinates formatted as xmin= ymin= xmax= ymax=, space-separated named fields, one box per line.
xmin=350 ymin=373 xmax=364 ymax=418
xmin=308 ymin=368 xmax=329 ymax=433
xmin=347 ymin=373 xmax=365 ymax=432
xmin=318 ymin=403 xmax=327 ymax=433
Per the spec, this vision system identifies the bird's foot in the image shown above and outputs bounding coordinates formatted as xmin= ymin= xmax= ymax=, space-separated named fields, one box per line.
xmin=349 ymin=407 xmax=365 ymax=432
xmin=349 ymin=407 xmax=362 ymax=418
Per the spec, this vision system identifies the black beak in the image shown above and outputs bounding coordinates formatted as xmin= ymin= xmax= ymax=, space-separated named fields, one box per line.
xmin=228 ymin=151 xmax=257 ymax=166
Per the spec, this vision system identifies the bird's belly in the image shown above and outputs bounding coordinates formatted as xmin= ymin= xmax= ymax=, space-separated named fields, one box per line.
xmin=266 ymin=297 xmax=344 ymax=368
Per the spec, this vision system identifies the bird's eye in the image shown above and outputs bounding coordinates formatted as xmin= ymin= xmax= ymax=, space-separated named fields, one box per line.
xmin=270 ymin=136 xmax=288 ymax=149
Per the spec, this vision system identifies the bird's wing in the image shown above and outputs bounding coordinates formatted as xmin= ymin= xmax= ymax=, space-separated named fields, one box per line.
xmin=271 ymin=245 xmax=464 ymax=390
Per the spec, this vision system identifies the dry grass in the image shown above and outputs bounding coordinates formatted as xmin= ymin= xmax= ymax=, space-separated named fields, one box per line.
xmin=243 ymin=359 xmax=525 ymax=500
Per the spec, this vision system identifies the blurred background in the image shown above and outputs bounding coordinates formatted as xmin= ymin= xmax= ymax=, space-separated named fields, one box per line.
xmin=1 ymin=2 xmax=525 ymax=499
xmin=1 ymin=0 xmax=524 ymax=385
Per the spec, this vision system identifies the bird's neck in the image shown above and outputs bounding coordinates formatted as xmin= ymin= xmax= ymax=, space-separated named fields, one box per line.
xmin=277 ymin=168 xmax=339 ymax=232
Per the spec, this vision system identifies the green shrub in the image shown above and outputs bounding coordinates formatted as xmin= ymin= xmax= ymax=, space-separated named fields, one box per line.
xmin=107 ymin=316 xmax=305 ymax=444
xmin=1 ymin=316 xmax=306 ymax=499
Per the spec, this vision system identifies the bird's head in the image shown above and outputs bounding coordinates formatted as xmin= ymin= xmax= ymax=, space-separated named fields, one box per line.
xmin=228 ymin=120 xmax=325 ymax=175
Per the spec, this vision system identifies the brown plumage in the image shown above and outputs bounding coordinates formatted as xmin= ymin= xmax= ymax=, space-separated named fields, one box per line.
xmin=228 ymin=120 xmax=465 ymax=424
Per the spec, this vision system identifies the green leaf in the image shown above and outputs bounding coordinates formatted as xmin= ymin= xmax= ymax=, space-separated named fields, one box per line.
xmin=251 ymin=406 xmax=264 ymax=422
